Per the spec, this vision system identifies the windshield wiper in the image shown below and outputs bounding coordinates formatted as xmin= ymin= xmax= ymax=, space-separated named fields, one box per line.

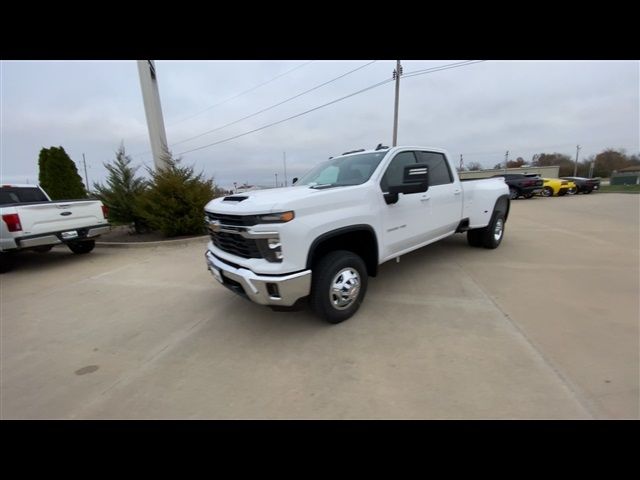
xmin=309 ymin=183 xmax=360 ymax=190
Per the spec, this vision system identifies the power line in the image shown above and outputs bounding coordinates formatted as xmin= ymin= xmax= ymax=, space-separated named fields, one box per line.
xmin=127 ymin=60 xmax=314 ymax=144
xmin=461 ymin=143 xmax=585 ymax=157
xmin=402 ymin=60 xmax=485 ymax=78
xmin=168 ymin=60 xmax=315 ymax=127
xmin=169 ymin=60 xmax=377 ymax=148
xmin=175 ymin=60 xmax=487 ymax=157
xmin=176 ymin=78 xmax=395 ymax=156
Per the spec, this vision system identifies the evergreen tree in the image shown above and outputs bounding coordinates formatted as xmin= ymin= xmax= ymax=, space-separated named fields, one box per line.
xmin=38 ymin=146 xmax=87 ymax=199
xmin=137 ymin=153 xmax=219 ymax=237
xmin=93 ymin=144 xmax=149 ymax=233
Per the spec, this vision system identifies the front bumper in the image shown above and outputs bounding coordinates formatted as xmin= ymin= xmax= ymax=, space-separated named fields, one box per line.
xmin=204 ymin=250 xmax=311 ymax=307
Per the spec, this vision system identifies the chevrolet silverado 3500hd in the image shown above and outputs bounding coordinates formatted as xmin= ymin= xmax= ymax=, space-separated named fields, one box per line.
xmin=204 ymin=146 xmax=510 ymax=323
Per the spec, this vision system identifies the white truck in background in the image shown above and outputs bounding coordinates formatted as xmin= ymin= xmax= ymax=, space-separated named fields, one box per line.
xmin=0 ymin=184 xmax=110 ymax=272
xmin=204 ymin=145 xmax=510 ymax=323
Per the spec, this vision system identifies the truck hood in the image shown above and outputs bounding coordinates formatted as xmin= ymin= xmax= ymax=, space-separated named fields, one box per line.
xmin=205 ymin=186 xmax=329 ymax=214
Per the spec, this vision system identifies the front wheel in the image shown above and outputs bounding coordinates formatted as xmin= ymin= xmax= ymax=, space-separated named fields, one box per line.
xmin=310 ymin=250 xmax=368 ymax=324
xmin=67 ymin=240 xmax=95 ymax=254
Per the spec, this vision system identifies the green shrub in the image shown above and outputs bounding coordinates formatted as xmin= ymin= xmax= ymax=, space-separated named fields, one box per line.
xmin=38 ymin=146 xmax=87 ymax=200
xmin=93 ymin=145 xmax=149 ymax=233
xmin=137 ymin=154 xmax=219 ymax=237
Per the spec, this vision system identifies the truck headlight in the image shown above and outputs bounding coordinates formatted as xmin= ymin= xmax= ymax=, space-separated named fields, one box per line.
xmin=256 ymin=211 xmax=295 ymax=223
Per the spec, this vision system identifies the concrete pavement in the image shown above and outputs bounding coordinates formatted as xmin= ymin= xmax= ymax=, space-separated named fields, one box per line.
xmin=1 ymin=193 xmax=637 ymax=419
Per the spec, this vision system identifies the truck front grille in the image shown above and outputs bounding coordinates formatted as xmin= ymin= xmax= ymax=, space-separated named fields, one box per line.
xmin=210 ymin=231 xmax=262 ymax=259
xmin=205 ymin=212 xmax=257 ymax=226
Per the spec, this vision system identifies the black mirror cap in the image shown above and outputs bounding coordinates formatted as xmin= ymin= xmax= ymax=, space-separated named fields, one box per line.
xmin=292 ymin=177 xmax=298 ymax=185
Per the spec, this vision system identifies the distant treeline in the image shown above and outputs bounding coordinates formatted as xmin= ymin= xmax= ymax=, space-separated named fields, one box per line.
xmin=462 ymin=148 xmax=640 ymax=177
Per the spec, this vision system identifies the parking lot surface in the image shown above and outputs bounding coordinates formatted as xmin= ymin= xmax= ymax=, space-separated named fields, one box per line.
xmin=1 ymin=194 xmax=638 ymax=419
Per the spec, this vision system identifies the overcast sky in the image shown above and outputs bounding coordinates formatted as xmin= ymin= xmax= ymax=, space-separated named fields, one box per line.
xmin=1 ymin=60 xmax=638 ymax=190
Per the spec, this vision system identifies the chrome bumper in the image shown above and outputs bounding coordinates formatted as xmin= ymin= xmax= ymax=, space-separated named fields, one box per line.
xmin=15 ymin=225 xmax=110 ymax=249
xmin=205 ymin=250 xmax=311 ymax=307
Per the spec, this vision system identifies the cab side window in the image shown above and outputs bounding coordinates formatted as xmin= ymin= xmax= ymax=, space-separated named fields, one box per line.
xmin=416 ymin=151 xmax=453 ymax=186
xmin=380 ymin=151 xmax=417 ymax=192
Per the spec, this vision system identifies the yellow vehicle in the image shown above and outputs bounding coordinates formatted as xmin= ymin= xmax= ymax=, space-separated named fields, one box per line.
xmin=540 ymin=178 xmax=577 ymax=197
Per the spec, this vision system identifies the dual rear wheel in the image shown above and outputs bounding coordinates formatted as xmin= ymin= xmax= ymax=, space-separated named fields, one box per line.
xmin=467 ymin=211 xmax=506 ymax=249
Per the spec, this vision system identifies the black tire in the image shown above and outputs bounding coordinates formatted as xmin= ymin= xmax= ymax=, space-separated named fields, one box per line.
xmin=310 ymin=250 xmax=368 ymax=324
xmin=523 ymin=192 xmax=534 ymax=199
xmin=467 ymin=211 xmax=506 ymax=250
xmin=67 ymin=240 xmax=95 ymax=254
xmin=482 ymin=212 xmax=506 ymax=249
xmin=509 ymin=187 xmax=519 ymax=200
xmin=33 ymin=245 xmax=53 ymax=253
xmin=0 ymin=253 xmax=14 ymax=273
xmin=467 ymin=229 xmax=484 ymax=247
xmin=584 ymin=189 xmax=592 ymax=194
xmin=541 ymin=187 xmax=553 ymax=197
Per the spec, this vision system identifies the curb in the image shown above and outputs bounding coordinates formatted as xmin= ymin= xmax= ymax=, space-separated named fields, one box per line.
xmin=95 ymin=235 xmax=209 ymax=248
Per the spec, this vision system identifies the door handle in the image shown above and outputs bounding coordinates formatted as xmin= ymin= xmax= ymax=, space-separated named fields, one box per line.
xmin=420 ymin=196 xmax=431 ymax=203
xmin=453 ymin=190 xmax=461 ymax=195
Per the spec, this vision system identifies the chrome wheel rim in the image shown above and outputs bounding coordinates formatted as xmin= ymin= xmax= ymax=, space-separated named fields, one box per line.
xmin=493 ymin=218 xmax=504 ymax=242
xmin=329 ymin=268 xmax=361 ymax=310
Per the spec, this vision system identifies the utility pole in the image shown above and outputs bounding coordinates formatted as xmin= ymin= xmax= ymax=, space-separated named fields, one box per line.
xmin=82 ymin=153 xmax=89 ymax=193
xmin=283 ymin=152 xmax=288 ymax=187
xmin=588 ymin=158 xmax=595 ymax=178
xmin=573 ymin=144 xmax=581 ymax=176
xmin=459 ymin=154 xmax=464 ymax=171
xmin=275 ymin=173 xmax=278 ymax=188
xmin=504 ymin=150 xmax=509 ymax=172
xmin=392 ymin=60 xmax=403 ymax=147
xmin=137 ymin=60 xmax=169 ymax=170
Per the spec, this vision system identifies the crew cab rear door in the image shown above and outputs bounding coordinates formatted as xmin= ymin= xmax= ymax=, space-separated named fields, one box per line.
xmin=414 ymin=150 xmax=462 ymax=239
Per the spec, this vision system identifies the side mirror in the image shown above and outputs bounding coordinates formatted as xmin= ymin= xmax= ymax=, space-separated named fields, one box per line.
xmin=383 ymin=164 xmax=429 ymax=205
xmin=292 ymin=177 xmax=298 ymax=185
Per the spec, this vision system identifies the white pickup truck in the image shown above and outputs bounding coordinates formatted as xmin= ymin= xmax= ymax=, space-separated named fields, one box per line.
xmin=204 ymin=146 xmax=510 ymax=323
xmin=1 ymin=184 xmax=110 ymax=272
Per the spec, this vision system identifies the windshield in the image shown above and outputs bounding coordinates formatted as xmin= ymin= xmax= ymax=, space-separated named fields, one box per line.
xmin=296 ymin=152 xmax=387 ymax=188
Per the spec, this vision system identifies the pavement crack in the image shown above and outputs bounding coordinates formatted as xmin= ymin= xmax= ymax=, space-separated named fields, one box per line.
xmin=452 ymin=257 xmax=598 ymax=419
